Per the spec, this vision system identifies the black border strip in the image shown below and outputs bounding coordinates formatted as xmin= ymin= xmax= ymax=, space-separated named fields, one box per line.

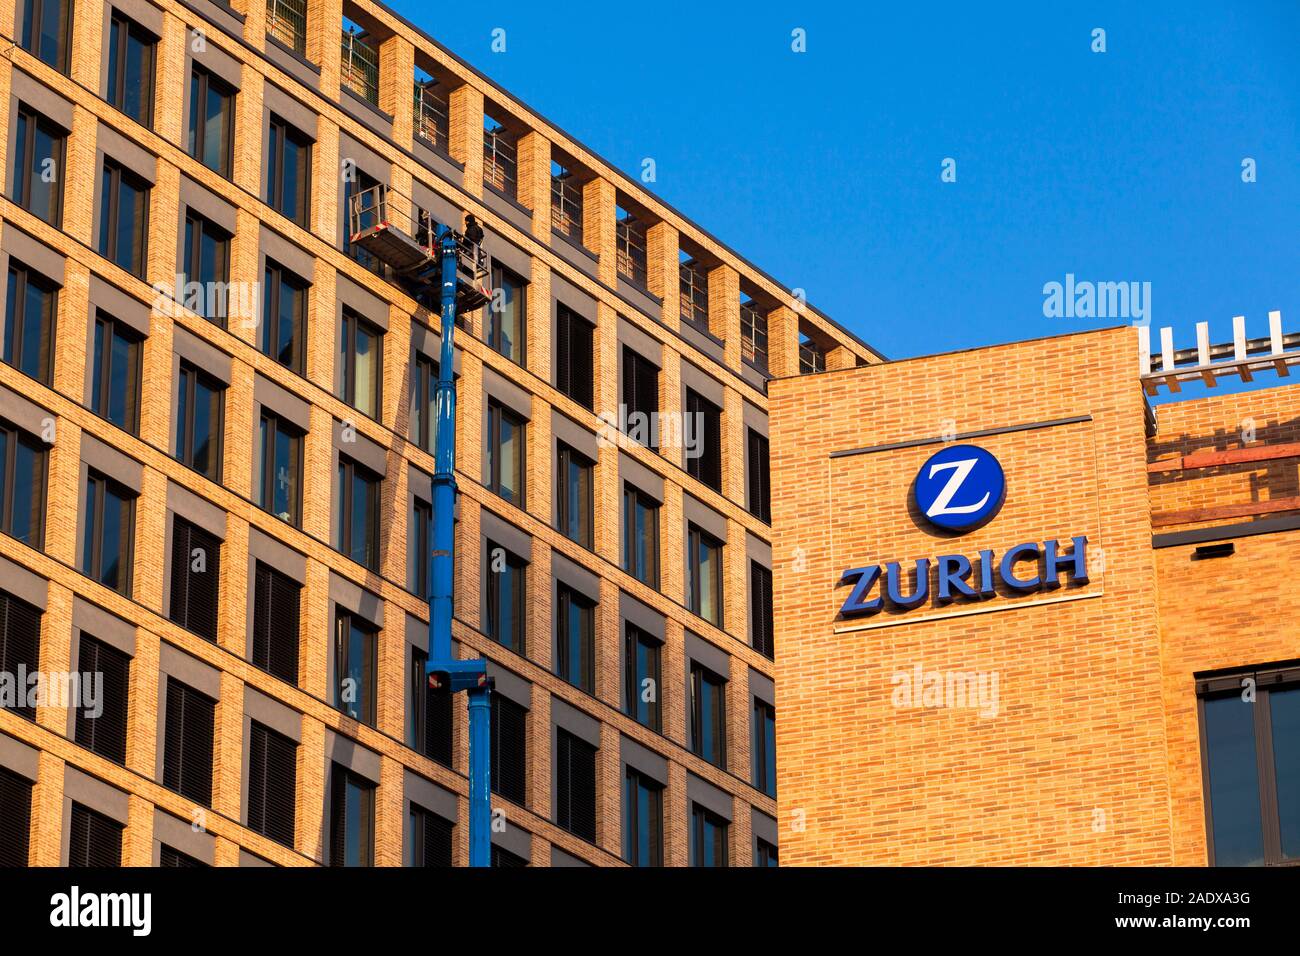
xmin=1153 ymin=513 xmax=1300 ymax=548
xmin=829 ymin=415 xmax=1093 ymax=459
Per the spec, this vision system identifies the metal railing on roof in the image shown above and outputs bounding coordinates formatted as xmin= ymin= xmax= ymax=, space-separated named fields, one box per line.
xmin=617 ymin=215 xmax=647 ymax=287
xmin=483 ymin=125 xmax=518 ymax=198
xmin=679 ymin=259 xmax=709 ymax=330
xmin=551 ymin=172 xmax=583 ymax=244
xmin=799 ymin=339 xmax=827 ymax=374
xmin=266 ymin=0 xmax=306 ymax=53
xmin=341 ymin=27 xmax=379 ymax=105
xmin=741 ymin=301 xmax=768 ymax=369
xmin=414 ymin=81 xmax=449 ymax=152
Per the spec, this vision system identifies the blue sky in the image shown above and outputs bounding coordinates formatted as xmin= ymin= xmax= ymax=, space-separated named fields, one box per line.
xmin=389 ymin=0 xmax=1298 ymax=398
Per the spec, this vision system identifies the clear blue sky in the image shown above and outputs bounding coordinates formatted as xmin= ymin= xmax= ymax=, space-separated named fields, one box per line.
xmin=389 ymin=0 xmax=1298 ymax=394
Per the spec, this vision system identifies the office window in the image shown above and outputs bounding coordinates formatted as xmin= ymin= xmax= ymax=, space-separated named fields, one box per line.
xmin=747 ymin=428 xmax=771 ymax=523
xmin=81 ymin=472 xmax=135 ymax=596
xmin=337 ymin=455 xmax=380 ymax=571
xmin=624 ymin=768 xmax=664 ymax=866
xmin=188 ymin=66 xmax=234 ymax=177
xmin=485 ymin=540 xmax=526 ymax=655
xmin=410 ymin=495 xmax=432 ymax=597
xmin=169 ymin=517 xmax=220 ymax=641
xmin=685 ymin=389 xmax=722 ymax=491
xmin=339 ymin=309 xmax=382 ymax=419
xmin=690 ymin=661 xmax=727 ymax=769
xmin=622 ymin=485 xmax=659 ymax=588
xmin=255 ymin=410 xmax=302 ymax=526
xmin=68 ymin=804 xmax=122 ymax=867
xmin=181 ymin=212 xmax=231 ymax=325
xmin=556 ymin=443 xmax=593 ymax=549
xmin=10 ymin=105 xmax=64 ymax=224
xmin=690 ymin=804 xmax=728 ymax=867
xmin=176 ymin=362 xmax=223 ymax=482
xmin=555 ymin=305 xmax=593 ymax=409
xmin=159 ymin=845 xmax=205 ymax=867
xmin=753 ymin=698 xmax=776 ymax=797
xmin=1200 ymin=667 xmax=1300 ymax=866
xmin=0 ymin=421 xmax=47 ymax=548
xmin=411 ymin=353 xmax=440 ymax=454
xmin=261 ymin=262 xmax=307 ymax=374
xmin=491 ymin=845 xmax=527 ymax=868
xmin=410 ymin=646 xmax=452 ymax=767
xmin=329 ymin=763 xmax=375 ymax=867
xmin=490 ymin=693 xmax=527 ymax=805
xmin=486 ymin=400 xmax=524 ymax=505
xmin=555 ymin=584 xmax=594 ymax=694
xmin=91 ymin=314 xmax=142 ymax=434
xmin=624 ymin=623 xmax=661 ymax=731
xmin=162 ymin=677 xmax=215 ymax=807
xmin=687 ymin=525 xmax=723 ymax=627
xmin=487 ymin=264 xmax=525 ymax=364
xmin=621 ymin=346 xmax=658 ymax=449
xmin=0 ymin=590 xmax=41 ymax=721
xmin=556 ymin=729 xmax=597 ymax=842
xmin=334 ymin=609 xmax=377 ymax=726
xmin=410 ymin=804 xmax=453 ymax=867
xmin=755 ymin=838 xmax=778 ymax=867
xmin=20 ymin=0 xmax=71 ymax=72
xmin=98 ymin=160 xmax=148 ymax=277
xmin=74 ymin=635 xmax=129 ymax=764
xmin=251 ymin=562 xmax=300 ymax=684
xmin=106 ymin=13 xmax=155 ymax=127
xmin=4 ymin=263 xmax=57 ymax=385
xmin=0 ymin=766 xmax=33 ymax=866
xmin=751 ymin=561 xmax=774 ymax=660
xmin=344 ymin=167 xmax=383 ymax=272
xmin=247 ymin=720 xmax=296 ymax=848
xmin=266 ymin=115 xmax=310 ymax=226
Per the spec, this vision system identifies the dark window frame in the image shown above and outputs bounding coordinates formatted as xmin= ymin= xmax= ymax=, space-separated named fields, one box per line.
xmin=484 ymin=539 xmax=526 ymax=655
xmin=98 ymin=159 xmax=150 ymax=278
xmin=261 ymin=260 xmax=308 ymax=374
xmin=555 ymin=303 xmax=593 ymax=410
xmin=622 ymin=484 xmax=659 ymax=589
xmin=411 ymin=352 xmax=440 ymax=454
xmin=690 ymin=802 xmax=728 ymax=867
xmin=90 ymin=312 xmax=143 ymax=435
xmin=339 ymin=308 xmax=383 ymax=420
xmin=181 ymin=210 xmax=231 ymax=326
xmin=753 ymin=696 xmax=776 ymax=797
xmin=266 ymin=113 xmax=311 ymax=227
xmin=176 ymin=361 xmax=224 ymax=482
xmin=486 ymin=399 xmax=525 ymax=506
xmin=251 ymin=560 xmax=300 ymax=685
xmin=621 ymin=345 xmax=658 ymax=450
xmin=4 ymin=262 xmax=58 ymax=385
xmin=685 ymin=388 xmax=722 ymax=491
xmin=82 ymin=470 xmax=135 ymax=596
xmin=690 ymin=659 xmax=727 ymax=769
xmin=487 ymin=263 xmax=526 ymax=365
xmin=247 ymin=719 xmax=296 ymax=848
xmin=256 ymin=409 xmax=303 ymax=527
xmin=555 ymin=728 xmax=597 ymax=842
xmin=336 ymin=454 xmax=381 ymax=571
xmin=747 ymin=427 xmax=771 ymax=524
xmin=161 ymin=676 xmax=215 ymax=807
xmin=623 ymin=621 xmax=662 ymax=732
xmin=0 ymin=419 xmax=48 ymax=549
xmin=328 ymin=762 xmax=375 ymax=867
xmin=556 ymin=442 xmax=593 ymax=549
xmin=623 ymin=766 xmax=663 ymax=866
xmin=687 ymin=523 xmax=724 ymax=627
xmin=333 ymin=607 xmax=378 ymax=727
xmin=20 ymin=0 xmax=72 ymax=73
xmin=169 ymin=515 xmax=220 ymax=642
xmin=751 ymin=560 xmax=774 ymax=660
xmin=11 ymin=104 xmax=65 ymax=225
xmin=106 ymin=12 xmax=156 ymax=128
xmin=555 ymin=583 xmax=594 ymax=693
xmin=74 ymin=634 xmax=130 ymax=765
xmin=188 ymin=65 xmax=235 ymax=178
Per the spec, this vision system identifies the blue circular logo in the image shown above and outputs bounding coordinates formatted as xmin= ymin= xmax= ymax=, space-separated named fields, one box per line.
xmin=913 ymin=444 xmax=1005 ymax=531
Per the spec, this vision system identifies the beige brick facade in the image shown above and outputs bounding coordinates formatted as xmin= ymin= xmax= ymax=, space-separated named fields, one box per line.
xmin=771 ymin=326 xmax=1300 ymax=865
xmin=0 ymin=0 xmax=876 ymax=866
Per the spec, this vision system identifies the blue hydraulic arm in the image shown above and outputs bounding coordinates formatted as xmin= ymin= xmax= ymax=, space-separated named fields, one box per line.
xmin=426 ymin=223 xmax=492 ymax=868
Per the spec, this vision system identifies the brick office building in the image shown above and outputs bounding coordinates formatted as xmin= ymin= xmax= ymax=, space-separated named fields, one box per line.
xmin=0 ymin=0 xmax=880 ymax=866
xmin=771 ymin=324 xmax=1300 ymax=866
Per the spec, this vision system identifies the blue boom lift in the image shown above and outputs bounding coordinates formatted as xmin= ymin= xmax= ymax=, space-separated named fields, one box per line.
xmin=349 ymin=185 xmax=495 ymax=866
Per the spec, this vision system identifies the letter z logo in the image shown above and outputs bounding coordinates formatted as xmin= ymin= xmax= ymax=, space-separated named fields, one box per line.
xmin=912 ymin=444 xmax=1005 ymax=532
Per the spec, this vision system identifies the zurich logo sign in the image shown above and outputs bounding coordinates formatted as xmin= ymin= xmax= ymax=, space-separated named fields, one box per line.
xmin=913 ymin=445 xmax=1005 ymax=532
